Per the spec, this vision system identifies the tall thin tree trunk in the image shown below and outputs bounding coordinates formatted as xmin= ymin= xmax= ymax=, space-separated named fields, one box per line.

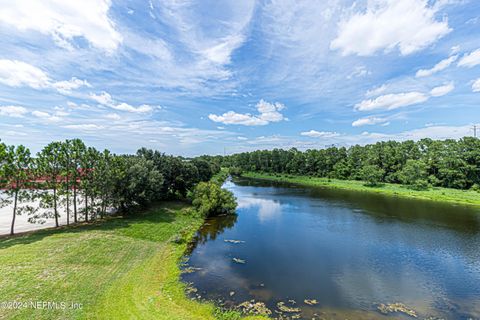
xmin=73 ymin=184 xmax=77 ymax=223
xmin=66 ymin=176 xmax=70 ymax=226
xmin=84 ymin=192 xmax=88 ymax=222
xmin=101 ymin=194 xmax=106 ymax=219
xmin=90 ymin=195 xmax=95 ymax=220
xmin=53 ymin=186 xmax=59 ymax=227
xmin=10 ymin=189 xmax=18 ymax=236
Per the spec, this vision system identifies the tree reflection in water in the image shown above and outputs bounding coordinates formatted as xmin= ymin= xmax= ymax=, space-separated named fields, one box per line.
xmin=186 ymin=213 xmax=238 ymax=254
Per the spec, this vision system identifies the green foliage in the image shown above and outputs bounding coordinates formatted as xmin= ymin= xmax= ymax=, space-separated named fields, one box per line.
xmin=399 ymin=159 xmax=429 ymax=190
xmin=136 ymin=148 xmax=204 ymax=199
xmin=211 ymin=168 xmax=230 ymax=186
xmin=228 ymin=167 xmax=243 ymax=177
xmin=0 ymin=140 xmax=223 ymax=234
xmin=213 ymin=308 xmax=242 ymax=320
xmin=244 ymin=172 xmax=480 ymax=207
xmin=471 ymin=183 xmax=480 ymax=192
xmin=360 ymin=165 xmax=384 ymax=187
xmin=190 ymin=182 xmax=237 ymax=218
xmin=112 ymin=156 xmax=164 ymax=211
xmin=192 ymin=158 xmax=215 ymax=182
xmin=36 ymin=141 xmax=64 ymax=227
xmin=0 ymin=204 xmax=245 ymax=320
xmin=0 ymin=144 xmax=36 ymax=234
xmin=223 ymin=137 xmax=480 ymax=190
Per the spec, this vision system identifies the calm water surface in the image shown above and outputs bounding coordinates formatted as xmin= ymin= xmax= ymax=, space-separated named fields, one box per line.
xmin=182 ymin=178 xmax=480 ymax=319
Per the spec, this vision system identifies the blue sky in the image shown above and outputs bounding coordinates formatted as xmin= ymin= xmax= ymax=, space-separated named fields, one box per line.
xmin=0 ymin=0 xmax=479 ymax=156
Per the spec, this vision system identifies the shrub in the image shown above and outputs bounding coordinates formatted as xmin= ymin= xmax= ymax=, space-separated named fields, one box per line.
xmin=360 ymin=164 xmax=384 ymax=187
xmin=471 ymin=183 xmax=480 ymax=192
xmin=412 ymin=179 xmax=429 ymax=191
xmin=190 ymin=182 xmax=237 ymax=218
xmin=228 ymin=167 xmax=243 ymax=177
xmin=399 ymin=159 xmax=429 ymax=190
xmin=210 ymin=169 xmax=229 ymax=186
xmin=213 ymin=308 xmax=242 ymax=320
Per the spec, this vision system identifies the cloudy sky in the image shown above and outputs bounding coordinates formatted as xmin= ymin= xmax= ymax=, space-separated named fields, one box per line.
xmin=0 ymin=0 xmax=479 ymax=155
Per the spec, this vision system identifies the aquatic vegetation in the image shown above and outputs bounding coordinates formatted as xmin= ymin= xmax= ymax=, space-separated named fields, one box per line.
xmin=304 ymin=299 xmax=318 ymax=305
xmin=377 ymin=302 xmax=417 ymax=318
xmin=233 ymin=258 xmax=246 ymax=264
xmin=182 ymin=266 xmax=203 ymax=274
xmin=185 ymin=285 xmax=198 ymax=294
xmin=224 ymin=239 xmax=246 ymax=244
xmin=276 ymin=301 xmax=301 ymax=313
xmin=237 ymin=300 xmax=272 ymax=316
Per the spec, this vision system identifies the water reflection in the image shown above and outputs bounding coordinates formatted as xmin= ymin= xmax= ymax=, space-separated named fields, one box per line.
xmin=237 ymin=197 xmax=282 ymax=222
xmin=183 ymin=178 xmax=480 ymax=319
xmin=186 ymin=214 xmax=238 ymax=254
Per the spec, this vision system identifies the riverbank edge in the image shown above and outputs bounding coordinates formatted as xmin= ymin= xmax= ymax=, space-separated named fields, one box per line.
xmin=0 ymin=203 xmax=265 ymax=320
xmin=241 ymin=172 xmax=480 ymax=208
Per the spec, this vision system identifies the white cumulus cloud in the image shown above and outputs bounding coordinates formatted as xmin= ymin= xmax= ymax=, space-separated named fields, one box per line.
xmin=63 ymin=124 xmax=105 ymax=131
xmin=458 ymin=49 xmax=480 ymax=68
xmin=416 ymin=55 xmax=458 ymax=77
xmin=90 ymin=91 xmax=114 ymax=106
xmin=430 ymin=82 xmax=454 ymax=97
xmin=355 ymin=92 xmax=429 ymax=111
xmin=0 ymin=59 xmax=50 ymax=89
xmin=0 ymin=0 xmax=122 ymax=52
xmin=300 ymin=130 xmax=340 ymax=138
xmin=32 ymin=110 xmax=61 ymax=122
xmin=112 ymin=103 xmax=153 ymax=113
xmin=330 ymin=0 xmax=451 ymax=56
xmin=356 ymin=82 xmax=454 ymax=111
xmin=0 ymin=59 xmax=90 ymax=93
xmin=208 ymin=99 xmax=286 ymax=126
xmin=472 ymin=78 xmax=480 ymax=92
xmin=352 ymin=116 xmax=389 ymax=127
xmin=0 ymin=105 xmax=28 ymax=118
xmin=52 ymin=77 xmax=91 ymax=94
xmin=89 ymin=92 xmax=155 ymax=113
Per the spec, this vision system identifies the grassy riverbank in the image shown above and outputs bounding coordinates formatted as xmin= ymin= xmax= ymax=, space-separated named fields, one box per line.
xmin=242 ymin=172 xmax=480 ymax=207
xmin=0 ymin=202 xmax=264 ymax=320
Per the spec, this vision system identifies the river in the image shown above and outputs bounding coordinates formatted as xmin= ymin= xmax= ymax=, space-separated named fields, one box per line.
xmin=182 ymin=177 xmax=480 ymax=319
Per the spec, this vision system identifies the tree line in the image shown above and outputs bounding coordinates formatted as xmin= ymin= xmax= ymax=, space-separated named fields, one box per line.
xmin=222 ymin=137 xmax=480 ymax=190
xmin=0 ymin=139 xmax=223 ymax=235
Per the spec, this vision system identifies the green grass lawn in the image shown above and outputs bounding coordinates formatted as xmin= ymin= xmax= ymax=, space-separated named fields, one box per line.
xmin=242 ymin=172 xmax=480 ymax=208
xmin=0 ymin=203 xmax=265 ymax=320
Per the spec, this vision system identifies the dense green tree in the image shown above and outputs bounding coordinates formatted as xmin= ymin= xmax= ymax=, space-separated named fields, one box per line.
xmin=1 ymin=145 xmax=36 ymax=235
xmin=70 ymin=139 xmax=86 ymax=223
xmin=190 ymin=181 xmax=237 ymax=218
xmin=36 ymin=142 xmax=64 ymax=227
xmin=192 ymin=159 xmax=214 ymax=182
xmin=224 ymin=137 xmax=480 ymax=190
xmin=360 ymin=164 xmax=385 ymax=187
xmin=112 ymin=156 xmax=163 ymax=211
xmin=399 ymin=159 xmax=429 ymax=190
xmin=60 ymin=140 xmax=73 ymax=225
xmin=94 ymin=150 xmax=115 ymax=219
